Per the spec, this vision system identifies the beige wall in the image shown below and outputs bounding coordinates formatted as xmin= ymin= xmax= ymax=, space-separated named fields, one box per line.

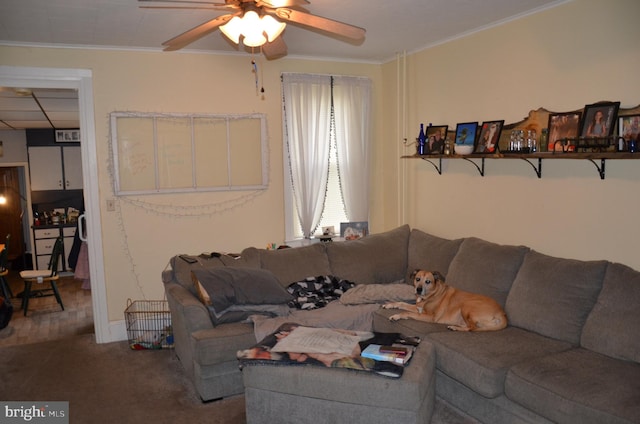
xmin=382 ymin=0 xmax=640 ymax=270
xmin=0 ymin=47 xmax=382 ymax=320
xmin=1 ymin=0 xmax=638 ymax=325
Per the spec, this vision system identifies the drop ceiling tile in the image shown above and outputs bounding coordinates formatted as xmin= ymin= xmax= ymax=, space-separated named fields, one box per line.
xmin=39 ymin=98 xmax=78 ymax=112
xmin=51 ymin=120 xmax=80 ymax=129
xmin=5 ymin=121 xmax=53 ymax=129
xmin=0 ymin=111 xmax=47 ymax=120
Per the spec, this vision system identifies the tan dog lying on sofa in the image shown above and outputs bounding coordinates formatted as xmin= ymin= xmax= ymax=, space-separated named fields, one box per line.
xmin=383 ymin=270 xmax=507 ymax=332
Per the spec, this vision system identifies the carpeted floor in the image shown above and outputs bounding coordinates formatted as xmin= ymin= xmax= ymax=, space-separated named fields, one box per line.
xmin=0 ymin=334 xmax=479 ymax=424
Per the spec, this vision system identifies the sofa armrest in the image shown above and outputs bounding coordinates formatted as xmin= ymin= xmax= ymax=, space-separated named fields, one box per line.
xmin=191 ymin=324 xmax=256 ymax=365
xmin=165 ymin=281 xmax=214 ymax=376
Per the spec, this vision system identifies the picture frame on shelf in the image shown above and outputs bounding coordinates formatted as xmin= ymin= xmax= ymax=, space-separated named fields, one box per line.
xmin=425 ymin=125 xmax=448 ymax=154
xmin=340 ymin=222 xmax=368 ymax=241
xmin=55 ymin=129 xmax=81 ymax=143
xmin=475 ymin=120 xmax=504 ymax=153
xmin=454 ymin=122 xmax=478 ymax=146
xmin=580 ymin=101 xmax=620 ymax=138
xmin=618 ymin=114 xmax=640 ymax=143
xmin=547 ymin=112 xmax=581 ymax=152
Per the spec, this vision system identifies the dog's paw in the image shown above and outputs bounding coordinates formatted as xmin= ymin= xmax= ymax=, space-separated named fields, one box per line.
xmin=447 ymin=325 xmax=470 ymax=332
xmin=388 ymin=314 xmax=404 ymax=321
xmin=382 ymin=302 xmax=398 ymax=310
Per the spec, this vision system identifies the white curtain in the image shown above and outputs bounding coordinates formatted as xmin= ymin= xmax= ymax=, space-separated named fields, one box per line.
xmin=333 ymin=76 xmax=371 ymax=221
xmin=282 ymin=73 xmax=332 ymax=238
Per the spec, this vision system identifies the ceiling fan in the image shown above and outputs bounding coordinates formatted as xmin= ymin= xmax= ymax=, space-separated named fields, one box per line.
xmin=139 ymin=0 xmax=366 ymax=60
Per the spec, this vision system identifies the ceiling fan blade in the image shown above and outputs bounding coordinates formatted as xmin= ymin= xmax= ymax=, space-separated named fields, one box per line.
xmin=162 ymin=13 xmax=238 ymax=51
xmin=270 ymin=8 xmax=365 ymax=41
xmin=139 ymin=0 xmax=230 ymax=5
xmin=258 ymin=0 xmax=309 ymax=8
xmin=141 ymin=5 xmax=231 ymax=10
xmin=262 ymin=36 xmax=288 ymax=60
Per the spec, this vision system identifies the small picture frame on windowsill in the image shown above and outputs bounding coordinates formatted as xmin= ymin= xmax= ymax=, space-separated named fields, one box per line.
xmin=340 ymin=222 xmax=368 ymax=241
xmin=55 ymin=129 xmax=81 ymax=143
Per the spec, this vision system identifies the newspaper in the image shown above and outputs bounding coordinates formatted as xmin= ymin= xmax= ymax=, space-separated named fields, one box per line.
xmin=271 ymin=326 xmax=373 ymax=356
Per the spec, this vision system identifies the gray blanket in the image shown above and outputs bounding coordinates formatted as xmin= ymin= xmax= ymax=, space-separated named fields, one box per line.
xmin=250 ymin=301 xmax=381 ymax=342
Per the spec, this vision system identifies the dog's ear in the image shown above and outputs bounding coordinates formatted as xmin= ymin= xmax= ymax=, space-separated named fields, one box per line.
xmin=410 ymin=269 xmax=419 ymax=280
xmin=432 ymin=271 xmax=445 ymax=282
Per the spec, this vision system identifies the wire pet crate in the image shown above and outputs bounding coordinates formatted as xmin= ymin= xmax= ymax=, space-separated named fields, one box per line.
xmin=125 ymin=299 xmax=174 ymax=350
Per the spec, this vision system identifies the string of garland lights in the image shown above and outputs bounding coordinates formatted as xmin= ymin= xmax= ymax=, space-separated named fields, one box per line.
xmin=106 ymin=113 xmax=271 ymax=298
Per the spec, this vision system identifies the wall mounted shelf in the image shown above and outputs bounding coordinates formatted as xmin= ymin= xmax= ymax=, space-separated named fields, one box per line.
xmin=403 ymin=103 xmax=640 ymax=180
xmin=403 ymin=152 xmax=639 ymax=180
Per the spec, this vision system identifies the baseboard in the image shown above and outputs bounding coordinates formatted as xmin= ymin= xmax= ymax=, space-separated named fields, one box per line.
xmin=94 ymin=318 xmax=128 ymax=344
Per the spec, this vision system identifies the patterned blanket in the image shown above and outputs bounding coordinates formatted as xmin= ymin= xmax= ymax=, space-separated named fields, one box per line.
xmin=287 ymin=275 xmax=355 ymax=310
xmin=238 ymin=323 xmax=420 ymax=378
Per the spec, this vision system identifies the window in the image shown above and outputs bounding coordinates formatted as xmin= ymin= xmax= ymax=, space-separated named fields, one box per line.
xmin=290 ymin=134 xmax=348 ymax=238
xmin=282 ymin=73 xmax=371 ymax=241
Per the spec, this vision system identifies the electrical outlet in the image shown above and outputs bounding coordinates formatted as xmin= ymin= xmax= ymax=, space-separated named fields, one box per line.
xmin=106 ymin=199 xmax=115 ymax=211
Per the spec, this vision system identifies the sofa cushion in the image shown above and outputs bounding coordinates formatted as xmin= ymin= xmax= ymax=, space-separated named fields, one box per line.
xmin=258 ymin=244 xmax=331 ymax=287
xmin=506 ymin=348 xmax=640 ymax=424
xmin=340 ymin=283 xmax=415 ymax=305
xmin=429 ymin=327 xmax=572 ymax=399
xmin=373 ymin=308 xmax=451 ymax=336
xmin=166 ymin=253 xmax=259 ymax=296
xmin=505 ymin=250 xmax=607 ymax=345
xmin=406 ymin=230 xmax=463 ymax=283
xmin=581 ymin=262 xmax=640 ymax=363
xmin=445 ymin=237 xmax=529 ymax=307
xmin=191 ymin=267 xmax=292 ymax=325
xmin=325 ymin=224 xmax=410 ymax=284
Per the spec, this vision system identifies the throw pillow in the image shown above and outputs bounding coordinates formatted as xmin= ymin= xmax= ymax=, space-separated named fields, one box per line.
xmin=191 ymin=267 xmax=293 ymax=325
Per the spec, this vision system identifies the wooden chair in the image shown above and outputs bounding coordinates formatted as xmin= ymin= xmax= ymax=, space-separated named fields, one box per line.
xmin=19 ymin=236 xmax=65 ymax=316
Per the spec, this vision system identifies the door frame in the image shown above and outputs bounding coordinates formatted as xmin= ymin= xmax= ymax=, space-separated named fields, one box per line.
xmin=0 ymin=65 xmax=111 ymax=343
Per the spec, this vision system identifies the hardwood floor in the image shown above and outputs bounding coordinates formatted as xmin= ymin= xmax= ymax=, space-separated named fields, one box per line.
xmin=0 ymin=269 xmax=93 ymax=347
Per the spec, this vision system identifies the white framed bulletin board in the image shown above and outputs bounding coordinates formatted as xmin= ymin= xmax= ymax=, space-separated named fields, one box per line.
xmin=110 ymin=112 xmax=268 ymax=195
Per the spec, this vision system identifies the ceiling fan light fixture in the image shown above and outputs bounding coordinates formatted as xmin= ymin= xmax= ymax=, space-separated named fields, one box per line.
xmin=219 ymin=16 xmax=243 ymax=44
xmin=261 ymin=15 xmax=286 ymax=42
xmin=219 ymin=9 xmax=286 ymax=48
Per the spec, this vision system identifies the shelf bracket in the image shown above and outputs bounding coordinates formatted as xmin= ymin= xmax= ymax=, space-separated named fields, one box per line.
xmin=588 ymin=158 xmax=606 ymax=180
xmin=462 ymin=157 xmax=485 ymax=176
xmin=420 ymin=157 xmax=442 ymax=175
xmin=520 ymin=158 xmax=542 ymax=178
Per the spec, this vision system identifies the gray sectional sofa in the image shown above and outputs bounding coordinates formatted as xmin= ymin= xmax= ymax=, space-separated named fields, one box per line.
xmin=162 ymin=225 xmax=640 ymax=424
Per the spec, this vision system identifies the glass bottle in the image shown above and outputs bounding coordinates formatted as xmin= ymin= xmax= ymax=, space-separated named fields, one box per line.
xmin=539 ymin=129 xmax=548 ymax=152
xmin=417 ymin=123 xmax=427 ymax=155
xmin=527 ymin=130 xmax=537 ymax=153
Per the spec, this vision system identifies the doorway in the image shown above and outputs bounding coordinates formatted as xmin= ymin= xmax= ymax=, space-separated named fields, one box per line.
xmin=0 ymin=166 xmax=29 ymax=269
xmin=0 ymin=65 xmax=109 ymax=343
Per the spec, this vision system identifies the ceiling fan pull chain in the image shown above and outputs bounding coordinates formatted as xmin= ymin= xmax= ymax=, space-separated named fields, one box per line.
xmin=251 ymin=58 xmax=259 ymax=96
xmin=259 ymin=53 xmax=266 ymax=97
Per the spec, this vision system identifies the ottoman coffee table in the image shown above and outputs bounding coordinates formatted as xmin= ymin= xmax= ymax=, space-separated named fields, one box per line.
xmin=241 ymin=340 xmax=436 ymax=424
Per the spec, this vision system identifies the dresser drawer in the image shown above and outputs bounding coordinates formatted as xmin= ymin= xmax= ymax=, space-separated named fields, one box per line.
xmin=35 ymin=238 xmax=57 ymax=254
xmin=63 ymin=226 xmax=77 ymax=237
xmin=34 ymin=228 xmax=59 ymax=239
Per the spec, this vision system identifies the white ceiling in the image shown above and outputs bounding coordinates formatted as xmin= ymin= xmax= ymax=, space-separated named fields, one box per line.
xmin=0 ymin=0 xmax=565 ymax=130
